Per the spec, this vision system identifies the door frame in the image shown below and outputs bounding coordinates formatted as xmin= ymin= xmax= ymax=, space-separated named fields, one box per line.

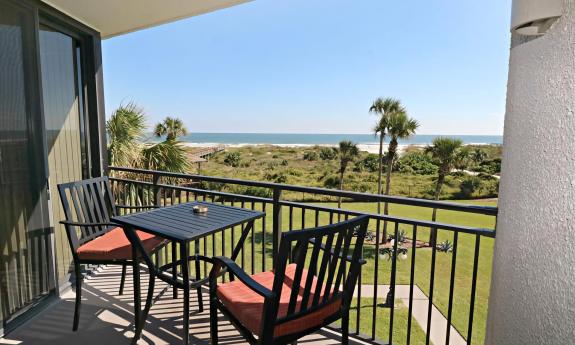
xmin=0 ymin=0 xmax=107 ymax=335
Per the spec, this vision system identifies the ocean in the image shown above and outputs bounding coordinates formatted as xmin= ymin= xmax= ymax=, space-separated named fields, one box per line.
xmin=174 ymin=133 xmax=502 ymax=146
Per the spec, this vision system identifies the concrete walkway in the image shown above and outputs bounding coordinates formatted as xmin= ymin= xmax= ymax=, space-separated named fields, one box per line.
xmin=355 ymin=285 xmax=466 ymax=345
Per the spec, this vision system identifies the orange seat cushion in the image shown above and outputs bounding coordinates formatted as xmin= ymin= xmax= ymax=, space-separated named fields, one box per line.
xmin=217 ymin=264 xmax=341 ymax=338
xmin=77 ymin=227 xmax=166 ymax=261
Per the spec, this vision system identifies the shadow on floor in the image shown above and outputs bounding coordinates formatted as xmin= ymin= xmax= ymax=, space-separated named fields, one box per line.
xmin=1 ymin=266 xmax=357 ymax=345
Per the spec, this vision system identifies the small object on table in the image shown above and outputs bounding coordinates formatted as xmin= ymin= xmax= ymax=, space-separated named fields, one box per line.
xmin=192 ymin=205 xmax=209 ymax=213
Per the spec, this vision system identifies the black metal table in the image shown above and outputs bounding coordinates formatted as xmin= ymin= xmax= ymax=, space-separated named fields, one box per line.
xmin=111 ymin=201 xmax=265 ymax=345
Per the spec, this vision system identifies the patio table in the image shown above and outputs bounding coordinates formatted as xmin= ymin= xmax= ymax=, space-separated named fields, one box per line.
xmin=111 ymin=201 xmax=265 ymax=345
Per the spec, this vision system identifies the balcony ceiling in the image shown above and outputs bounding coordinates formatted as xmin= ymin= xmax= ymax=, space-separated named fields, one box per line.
xmin=41 ymin=0 xmax=251 ymax=39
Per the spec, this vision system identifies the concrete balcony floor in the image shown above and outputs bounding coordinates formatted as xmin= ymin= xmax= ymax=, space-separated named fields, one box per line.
xmin=1 ymin=266 xmax=366 ymax=345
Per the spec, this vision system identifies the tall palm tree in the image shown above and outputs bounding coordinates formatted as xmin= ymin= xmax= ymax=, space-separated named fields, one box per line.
xmin=425 ymin=137 xmax=464 ymax=244
xmin=336 ymin=140 xmax=359 ymax=209
xmin=369 ymin=98 xmax=405 ymax=212
xmin=381 ymin=112 xmax=418 ymax=240
xmin=154 ymin=116 xmax=188 ymax=141
xmin=106 ymin=103 xmax=146 ymax=167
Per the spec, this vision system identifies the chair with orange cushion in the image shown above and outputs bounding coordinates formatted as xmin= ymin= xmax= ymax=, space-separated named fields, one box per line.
xmin=57 ymin=176 xmax=168 ymax=331
xmin=209 ymin=215 xmax=369 ymax=345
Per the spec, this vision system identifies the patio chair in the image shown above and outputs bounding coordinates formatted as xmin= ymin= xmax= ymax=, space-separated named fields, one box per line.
xmin=208 ymin=215 xmax=369 ymax=345
xmin=57 ymin=176 xmax=168 ymax=331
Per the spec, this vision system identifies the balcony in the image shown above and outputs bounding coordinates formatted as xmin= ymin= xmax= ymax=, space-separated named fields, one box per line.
xmin=2 ymin=167 xmax=496 ymax=345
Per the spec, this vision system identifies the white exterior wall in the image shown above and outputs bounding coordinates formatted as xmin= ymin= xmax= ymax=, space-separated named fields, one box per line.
xmin=486 ymin=1 xmax=575 ymax=344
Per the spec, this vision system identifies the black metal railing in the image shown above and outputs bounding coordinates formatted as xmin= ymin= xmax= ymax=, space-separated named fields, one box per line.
xmin=108 ymin=166 xmax=497 ymax=345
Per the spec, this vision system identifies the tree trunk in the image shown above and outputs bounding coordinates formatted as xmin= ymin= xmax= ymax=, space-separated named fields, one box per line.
xmin=382 ymin=139 xmax=397 ymax=243
xmin=338 ymin=169 xmax=344 ymax=209
xmin=430 ymin=171 xmax=446 ymax=245
xmin=377 ymin=134 xmax=384 ymax=213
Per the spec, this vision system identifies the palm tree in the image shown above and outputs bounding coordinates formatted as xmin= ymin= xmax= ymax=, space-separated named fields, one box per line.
xmin=369 ymin=98 xmax=405 ymax=212
xmin=154 ymin=116 xmax=188 ymax=141
xmin=140 ymin=141 xmax=190 ymax=173
xmin=472 ymin=148 xmax=487 ymax=166
xmin=425 ymin=137 xmax=464 ymax=244
xmin=336 ymin=140 xmax=359 ymax=209
xmin=381 ymin=112 xmax=418 ymax=240
xmin=106 ymin=103 xmax=146 ymax=167
xmin=144 ymin=116 xmax=190 ymax=174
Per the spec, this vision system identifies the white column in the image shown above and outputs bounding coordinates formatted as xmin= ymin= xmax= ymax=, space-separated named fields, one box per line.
xmin=486 ymin=1 xmax=575 ymax=344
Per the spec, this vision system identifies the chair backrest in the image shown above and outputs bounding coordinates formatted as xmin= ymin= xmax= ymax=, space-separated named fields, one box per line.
xmin=264 ymin=215 xmax=369 ymax=338
xmin=57 ymin=177 xmax=118 ymax=252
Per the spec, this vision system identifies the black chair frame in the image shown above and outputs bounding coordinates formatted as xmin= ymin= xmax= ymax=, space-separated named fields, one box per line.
xmin=209 ymin=215 xmax=369 ymax=345
xmin=57 ymin=176 xmax=167 ymax=331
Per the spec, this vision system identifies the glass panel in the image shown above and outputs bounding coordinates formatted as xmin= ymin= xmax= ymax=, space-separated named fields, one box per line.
xmin=0 ymin=2 xmax=53 ymax=326
xmin=39 ymin=25 xmax=86 ymax=282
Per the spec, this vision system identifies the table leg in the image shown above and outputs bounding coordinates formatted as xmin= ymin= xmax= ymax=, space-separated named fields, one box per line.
xmin=194 ymin=239 xmax=203 ymax=312
xmin=231 ymin=221 xmax=254 ymax=261
xmin=180 ymin=242 xmax=190 ymax=345
xmin=172 ymin=241 xmax=178 ymax=299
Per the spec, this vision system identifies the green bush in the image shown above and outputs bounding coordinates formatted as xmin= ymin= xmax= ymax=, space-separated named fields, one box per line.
xmin=264 ymin=171 xmax=288 ymax=183
xmin=397 ymin=152 xmax=438 ymax=175
xmin=223 ymin=152 xmax=241 ymax=167
xmin=281 ymin=159 xmax=289 ymax=166
xmin=303 ymin=151 xmax=318 ymax=161
xmin=471 ymin=158 xmax=501 ymax=175
xmin=323 ymin=175 xmax=340 ymax=189
xmin=240 ymin=186 xmax=272 ymax=198
xmin=354 ymin=154 xmax=379 ymax=172
xmin=319 ymin=147 xmax=338 ymax=160
xmin=460 ymin=176 xmax=483 ymax=198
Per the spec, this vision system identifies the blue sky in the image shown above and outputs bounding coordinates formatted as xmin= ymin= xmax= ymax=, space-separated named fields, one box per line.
xmin=102 ymin=0 xmax=512 ymax=135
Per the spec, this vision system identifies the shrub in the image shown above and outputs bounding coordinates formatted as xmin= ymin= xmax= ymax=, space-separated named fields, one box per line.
xmin=397 ymin=152 xmax=438 ymax=175
xmin=354 ymin=154 xmax=379 ymax=172
xmin=280 ymin=159 xmax=289 ymax=166
xmin=351 ymin=182 xmax=371 ymax=193
xmin=472 ymin=158 xmax=501 ymax=175
xmin=459 ymin=176 xmax=483 ymax=198
xmin=323 ymin=175 xmax=340 ymax=189
xmin=319 ymin=147 xmax=338 ymax=160
xmin=223 ymin=152 xmax=241 ymax=167
xmin=303 ymin=151 xmax=318 ymax=161
xmin=241 ymin=186 xmax=272 ymax=198
xmin=264 ymin=172 xmax=288 ymax=184
xmin=286 ymin=168 xmax=303 ymax=177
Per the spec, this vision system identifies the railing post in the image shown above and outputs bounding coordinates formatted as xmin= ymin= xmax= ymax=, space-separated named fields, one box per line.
xmin=272 ymin=187 xmax=282 ymax=266
xmin=153 ymin=173 xmax=161 ymax=207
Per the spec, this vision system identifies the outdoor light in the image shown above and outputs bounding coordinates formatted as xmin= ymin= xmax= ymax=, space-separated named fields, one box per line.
xmin=511 ymin=0 xmax=563 ymax=36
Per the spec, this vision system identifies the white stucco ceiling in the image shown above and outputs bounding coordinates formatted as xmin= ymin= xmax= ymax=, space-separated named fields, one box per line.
xmin=41 ymin=0 xmax=251 ymax=39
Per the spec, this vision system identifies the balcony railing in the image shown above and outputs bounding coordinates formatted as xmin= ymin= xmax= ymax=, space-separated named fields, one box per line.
xmin=108 ymin=166 xmax=497 ymax=345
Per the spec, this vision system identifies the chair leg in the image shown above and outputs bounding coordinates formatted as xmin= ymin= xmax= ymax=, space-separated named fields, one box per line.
xmin=119 ymin=263 xmax=127 ymax=295
xmin=209 ymin=296 xmax=218 ymax=345
xmin=73 ymin=263 xmax=82 ymax=331
xmin=341 ymin=311 xmax=349 ymax=345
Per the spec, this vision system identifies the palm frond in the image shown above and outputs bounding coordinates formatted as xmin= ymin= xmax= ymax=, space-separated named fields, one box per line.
xmin=106 ymin=102 xmax=146 ymax=167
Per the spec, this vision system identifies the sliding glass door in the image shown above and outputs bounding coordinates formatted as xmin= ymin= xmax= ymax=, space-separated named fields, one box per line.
xmin=0 ymin=0 xmax=54 ymax=329
xmin=39 ymin=24 xmax=88 ymax=284
xmin=0 ymin=0 xmax=103 ymax=332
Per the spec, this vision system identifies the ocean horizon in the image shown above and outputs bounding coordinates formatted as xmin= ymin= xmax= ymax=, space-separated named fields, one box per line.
xmin=158 ymin=133 xmax=503 ymax=146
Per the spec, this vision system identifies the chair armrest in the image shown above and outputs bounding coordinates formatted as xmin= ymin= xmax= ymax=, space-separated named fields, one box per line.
xmin=210 ymin=256 xmax=274 ymax=299
xmin=115 ymin=204 xmax=159 ymax=210
xmin=59 ymin=220 xmax=116 ymax=228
